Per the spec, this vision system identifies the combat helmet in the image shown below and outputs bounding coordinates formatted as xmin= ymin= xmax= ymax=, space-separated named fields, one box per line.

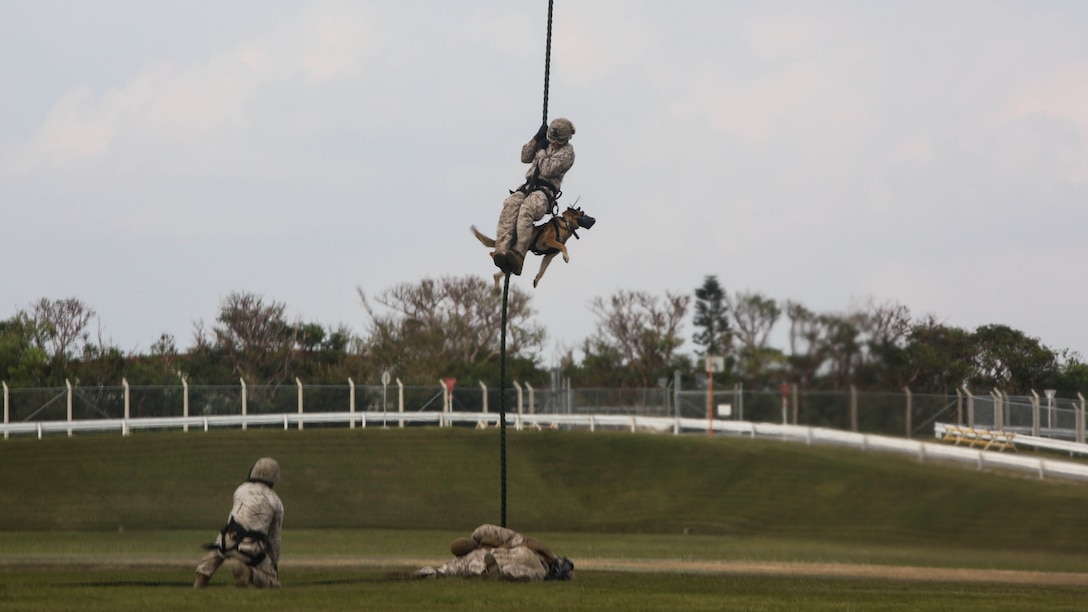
xmin=248 ymin=457 xmax=280 ymax=487
xmin=546 ymin=118 xmax=575 ymax=144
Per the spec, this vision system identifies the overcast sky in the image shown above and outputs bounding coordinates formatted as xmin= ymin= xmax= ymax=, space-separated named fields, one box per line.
xmin=3 ymin=1 xmax=1087 ymax=370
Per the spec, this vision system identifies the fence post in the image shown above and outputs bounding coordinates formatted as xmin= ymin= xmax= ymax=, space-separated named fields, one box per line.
xmin=673 ymin=370 xmax=681 ymax=424
xmin=850 ymin=385 xmax=858 ymax=433
xmin=182 ymin=376 xmax=190 ymax=432
xmin=791 ymin=384 xmax=798 ymax=425
xmin=348 ymin=378 xmax=356 ymax=429
xmin=123 ymin=378 xmax=130 ymax=436
xmin=3 ymin=381 xmax=8 ymax=440
xmin=903 ymin=386 xmax=912 ymax=438
xmin=1030 ymin=389 xmax=1040 ymax=437
xmin=513 ymin=381 xmax=524 ymax=416
xmin=1003 ymin=390 xmax=1010 ymax=431
xmin=997 ymin=389 xmax=1007 ymax=431
xmin=479 ymin=380 xmax=488 ymax=413
xmin=1079 ymin=393 xmax=1086 ymax=445
xmin=672 ymin=370 xmax=681 ymax=434
xmin=779 ymin=383 xmax=788 ymax=426
xmin=1004 ymin=391 xmax=1010 ymax=430
xmin=955 ymin=388 xmax=962 ymax=426
xmin=296 ymin=377 xmax=304 ymax=431
xmin=526 ymin=382 xmax=535 ymax=414
xmin=964 ymin=387 xmax=974 ymax=428
xmin=397 ymin=378 xmax=405 ymax=428
xmin=66 ymin=379 xmax=73 ymax=437
xmin=123 ymin=377 xmax=130 ymax=420
xmin=738 ymin=382 xmax=744 ymax=422
xmin=240 ymin=378 xmax=248 ymax=431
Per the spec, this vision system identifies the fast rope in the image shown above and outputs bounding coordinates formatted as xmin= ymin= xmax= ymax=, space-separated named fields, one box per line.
xmin=499 ymin=0 xmax=554 ymax=529
xmin=499 ymin=274 xmax=510 ymax=527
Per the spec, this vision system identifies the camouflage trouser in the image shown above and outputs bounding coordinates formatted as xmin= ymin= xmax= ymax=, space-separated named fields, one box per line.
xmin=195 ymin=530 xmax=280 ymax=588
xmin=428 ymin=524 xmax=550 ymax=581
xmin=495 ymin=190 xmax=550 ymax=256
xmin=433 ymin=545 xmax=548 ymax=581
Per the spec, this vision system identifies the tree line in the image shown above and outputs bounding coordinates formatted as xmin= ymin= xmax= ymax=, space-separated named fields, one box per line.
xmin=2 ymin=275 xmax=1086 ymax=395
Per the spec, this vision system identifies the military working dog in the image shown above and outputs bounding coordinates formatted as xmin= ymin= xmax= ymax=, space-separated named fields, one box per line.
xmin=472 ymin=206 xmax=596 ymax=288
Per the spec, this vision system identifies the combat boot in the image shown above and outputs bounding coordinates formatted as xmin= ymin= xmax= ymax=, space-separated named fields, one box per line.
xmin=491 ymin=251 xmax=513 ymax=275
xmin=506 ymin=250 xmax=524 ymax=276
xmin=231 ymin=561 xmax=253 ymax=587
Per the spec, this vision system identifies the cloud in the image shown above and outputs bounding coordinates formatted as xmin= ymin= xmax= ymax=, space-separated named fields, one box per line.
xmin=995 ymin=61 xmax=1088 ymax=183
xmin=18 ymin=84 xmax=120 ymax=166
xmin=6 ymin=3 xmax=381 ymax=175
xmin=292 ymin=4 xmax=377 ymax=84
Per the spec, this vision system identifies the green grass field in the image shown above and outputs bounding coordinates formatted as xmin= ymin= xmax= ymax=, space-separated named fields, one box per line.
xmin=2 ymin=427 xmax=1088 ymax=610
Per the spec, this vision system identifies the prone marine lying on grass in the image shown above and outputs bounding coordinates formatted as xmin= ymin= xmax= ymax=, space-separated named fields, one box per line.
xmin=416 ymin=524 xmax=574 ymax=581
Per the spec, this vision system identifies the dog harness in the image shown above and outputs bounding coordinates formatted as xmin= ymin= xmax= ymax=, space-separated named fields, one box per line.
xmin=513 ymin=177 xmax=563 ymax=216
xmin=528 ymin=216 xmax=580 ymax=256
xmin=217 ymin=515 xmax=270 ymax=567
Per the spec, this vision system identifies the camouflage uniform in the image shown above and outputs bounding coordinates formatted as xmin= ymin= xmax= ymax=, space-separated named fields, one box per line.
xmin=416 ymin=524 xmax=574 ymax=582
xmin=493 ymin=118 xmax=576 ymax=274
xmin=194 ymin=458 xmax=284 ymax=589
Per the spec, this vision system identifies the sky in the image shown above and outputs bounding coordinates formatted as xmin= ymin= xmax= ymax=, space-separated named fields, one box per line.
xmin=3 ymin=0 xmax=1088 ymax=369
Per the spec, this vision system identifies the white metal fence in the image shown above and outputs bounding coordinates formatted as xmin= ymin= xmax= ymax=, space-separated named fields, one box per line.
xmin=5 ymin=379 xmax=1088 ymax=482
xmin=3 ymin=379 xmax=1085 ymax=437
xmin=5 ymin=407 xmax=1088 ymax=483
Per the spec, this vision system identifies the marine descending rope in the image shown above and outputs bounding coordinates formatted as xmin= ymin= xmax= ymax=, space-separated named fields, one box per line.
xmin=499 ymin=0 xmax=554 ymax=528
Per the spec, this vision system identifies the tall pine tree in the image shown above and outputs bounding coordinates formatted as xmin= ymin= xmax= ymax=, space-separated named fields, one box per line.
xmin=693 ymin=275 xmax=732 ymax=358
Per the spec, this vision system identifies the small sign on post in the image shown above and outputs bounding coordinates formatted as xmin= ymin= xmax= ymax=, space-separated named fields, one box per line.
xmin=442 ymin=378 xmax=457 ymax=413
xmin=709 ymin=356 xmax=724 ymax=373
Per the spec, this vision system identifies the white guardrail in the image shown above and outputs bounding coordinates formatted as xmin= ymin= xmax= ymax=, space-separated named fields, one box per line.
xmin=5 ymin=413 xmax=1088 ymax=483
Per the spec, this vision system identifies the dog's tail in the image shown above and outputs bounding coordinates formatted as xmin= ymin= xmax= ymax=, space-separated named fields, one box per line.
xmin=470 ymin=225 xmax=496 ymax=248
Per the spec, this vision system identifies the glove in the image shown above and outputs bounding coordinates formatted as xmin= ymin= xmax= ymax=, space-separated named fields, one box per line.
xmin=533 ymin=123 xmax=549 ymax=151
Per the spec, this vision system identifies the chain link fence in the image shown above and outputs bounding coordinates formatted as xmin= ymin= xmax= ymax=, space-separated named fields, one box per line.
xmin=3 ymin=379 xmax=1085 ymax=441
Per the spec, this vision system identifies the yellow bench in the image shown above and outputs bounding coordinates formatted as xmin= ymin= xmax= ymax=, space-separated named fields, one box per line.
xmin=941 ymin=425 xmax=1016 ymax=452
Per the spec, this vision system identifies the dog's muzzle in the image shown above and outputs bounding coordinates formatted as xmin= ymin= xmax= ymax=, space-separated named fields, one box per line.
xmin=579 ymin=215 xmax=596 ymax=229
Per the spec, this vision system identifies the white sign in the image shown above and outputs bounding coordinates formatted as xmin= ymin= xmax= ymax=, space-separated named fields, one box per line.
xmin=381 ymin=371 xmax=391 ymax=386
xmin=717 ymin=404 xmax=732 ymax=417
xmin=706 ymin=356 xmax=725 ymax=373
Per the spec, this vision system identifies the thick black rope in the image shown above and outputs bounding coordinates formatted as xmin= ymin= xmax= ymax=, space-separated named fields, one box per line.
xmin=499 ymin=273 xmax=509 ymax=527
xmin=542 ymin=0 xmax=553 ymax=124
xmin=500 ymin=0 xmax=554 ymax=530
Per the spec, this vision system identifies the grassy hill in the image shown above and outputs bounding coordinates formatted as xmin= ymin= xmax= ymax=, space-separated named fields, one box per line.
xmin=2 ymin=427 xmax=1087 ymax=555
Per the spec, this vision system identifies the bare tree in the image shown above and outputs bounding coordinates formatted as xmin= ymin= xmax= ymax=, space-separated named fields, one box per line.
xmin=211 ymin=292 xmax=297 ymax=385
xmin=30 ymin=297 xmax=96 ymax=360
xmin=819 ymin=312 xmax=867 ymax=389
xmin=358 ymin=275 xmax=545 ymax=381
xmin=786 ymin=300 xmax=825 ymax=387
xmin=862 ymin=298 xmax=912 ymax=350
xmin=586 ymin=289 xmax=691 ymax=388
xmin=726 ymin=291 xmax=781 ymax=382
